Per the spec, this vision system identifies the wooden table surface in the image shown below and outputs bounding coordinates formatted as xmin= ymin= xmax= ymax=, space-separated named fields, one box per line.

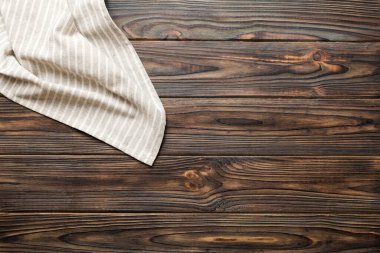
xmin=1 ymin=0 xmax=380 ymax=252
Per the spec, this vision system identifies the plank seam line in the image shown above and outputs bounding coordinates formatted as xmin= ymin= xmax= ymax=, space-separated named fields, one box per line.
xmin=157 ymin=96 xmax=380 ymax=99
xmin=2 ymin=211 xmax=380 ymax=215
xmin=1 ymin=154 xmax=379 ymax=157
xmin=128 ymin=39 xmax=380 ymax=43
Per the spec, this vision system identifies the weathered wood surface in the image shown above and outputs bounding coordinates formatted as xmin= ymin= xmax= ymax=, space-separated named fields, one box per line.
xmin=132 ymin=41 xmax=380 ymax=97
xmin=0 ymin=213 xmax=379 ymax=252
xmin=1 ymin=1 xmax=379 ymax=252
xmin=0 ymin=96 xmax=378 ymax=155
xmin=0 ymin=155 xmax=379 ymax=213
xmin=106 ymin=0 xmax=380 ymax=41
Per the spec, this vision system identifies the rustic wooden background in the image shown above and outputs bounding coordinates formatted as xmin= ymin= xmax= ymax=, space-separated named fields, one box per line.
xmin=1 ymin=0 xmax=380 ymax=252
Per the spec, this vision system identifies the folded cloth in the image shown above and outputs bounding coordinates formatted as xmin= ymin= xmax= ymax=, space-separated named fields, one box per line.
xmin=0 ymin=0 xmax=166 ymax=166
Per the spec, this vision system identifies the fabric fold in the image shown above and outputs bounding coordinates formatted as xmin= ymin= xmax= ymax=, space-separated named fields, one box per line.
xmin=0 ymin=0 xmax=166 ymax=166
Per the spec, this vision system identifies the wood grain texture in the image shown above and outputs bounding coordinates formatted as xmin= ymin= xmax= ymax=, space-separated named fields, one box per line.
xmin=106 ymin=0 xmax=380 ymax=41
xmin=0 ymin=96 xmax=379 ymax=156
xmin=0 ymin=213 xmax=379 ymax=252
xmin=1 ymin=2 xmax=379 ymax=251
xmin=0 ymin=155 xmax=379 ymax=213
xmin=132 ymin=41 xmax=380 ymax=97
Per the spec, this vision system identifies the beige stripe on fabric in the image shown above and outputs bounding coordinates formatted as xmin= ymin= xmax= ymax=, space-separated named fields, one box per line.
xmin=0 ymin=0 xmax=166 ymax=166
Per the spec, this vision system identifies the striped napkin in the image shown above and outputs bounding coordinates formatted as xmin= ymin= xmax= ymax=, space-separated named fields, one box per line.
xmin=0 ymin=0 xmax=166 ymax=166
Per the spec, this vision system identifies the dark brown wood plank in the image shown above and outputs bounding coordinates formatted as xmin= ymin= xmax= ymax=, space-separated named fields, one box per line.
xmin=2 ymin=42 xmax=380 ymax=98
xmin=106 ymin=0 xmax=380 ymax=41
xmin=0 ymin=96 xmax=379 ymax=156
xmin=133 ymin=41 xmax=380 ymax=97
xmin=0 ymin=213 xmax=379 ymax=252
xmin=0 ymin=155 xmax=379 ymax=213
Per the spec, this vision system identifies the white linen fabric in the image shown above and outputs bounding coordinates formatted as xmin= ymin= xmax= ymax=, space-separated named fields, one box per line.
xmin=0 ymin=0 xmax=166 ymax=166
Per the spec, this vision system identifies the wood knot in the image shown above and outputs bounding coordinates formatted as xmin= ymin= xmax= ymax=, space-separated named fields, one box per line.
xmin=183 ymin=169 xmax=205 ymax=191
xmin=184 ymin=170 xmax=200 ymax=179
xmin=184 ymin=181 xmax=200 ymax=191
xmin=313 ymin=50 xmax=326 ymax=61
xmin=313 ymin=52 xmax=322 ymax=61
